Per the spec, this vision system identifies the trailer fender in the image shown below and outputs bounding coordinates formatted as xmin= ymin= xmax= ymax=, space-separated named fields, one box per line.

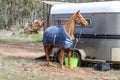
xmin=76 ymin=49 xmax=86 ymax=60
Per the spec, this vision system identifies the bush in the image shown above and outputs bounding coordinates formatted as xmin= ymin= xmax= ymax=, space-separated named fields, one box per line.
xmin=0 ymin=15 xmax=7 ymax=29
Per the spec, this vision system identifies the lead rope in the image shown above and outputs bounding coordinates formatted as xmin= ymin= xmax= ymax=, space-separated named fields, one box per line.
xmin=73 ymin=26 xmax=83 ymax=57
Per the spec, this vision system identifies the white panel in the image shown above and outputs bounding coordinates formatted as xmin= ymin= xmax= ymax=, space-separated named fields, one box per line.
xmin=111 ymin=48 xmax=120 ymax=61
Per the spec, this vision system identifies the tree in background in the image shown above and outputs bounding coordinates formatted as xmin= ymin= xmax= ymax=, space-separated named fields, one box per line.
xmin=0 ymin=0 xmax=43 ymax=30
xmin=0 ymin=3 xmax=7 ymax=29
xmin=0 ymin=0 xmax=115 ymax=30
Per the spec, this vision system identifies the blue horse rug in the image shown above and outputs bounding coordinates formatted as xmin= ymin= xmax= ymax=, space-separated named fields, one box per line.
xmin=43 ymin=26 xmax=75 ymax=49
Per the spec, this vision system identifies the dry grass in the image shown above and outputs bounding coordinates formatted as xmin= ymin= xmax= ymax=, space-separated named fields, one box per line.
xmin=0 ymin=55 xmax=120 ymax=80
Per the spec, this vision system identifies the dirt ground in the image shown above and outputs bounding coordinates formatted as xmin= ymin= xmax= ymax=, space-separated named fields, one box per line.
xmin=0 ymin=41 xmax=120 ymax=80
xmin=0 ymin=41 xmax=44 ymax=58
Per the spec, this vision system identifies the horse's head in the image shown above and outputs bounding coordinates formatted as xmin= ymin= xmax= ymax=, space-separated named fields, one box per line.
xmin=74 ymin=10 xmax=88 ymax=26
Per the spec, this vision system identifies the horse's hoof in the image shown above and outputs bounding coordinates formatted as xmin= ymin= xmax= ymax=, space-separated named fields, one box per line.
xmin=69 ymin=66 xmax=72 ymax=69
xmin=60 ymin=65 xmax=65 ymax=69
xmin=61 ymin=66 xmax=65 ymax=69
xmin=45 ymin=62 xmax=50 ymax=66
xmin=45 ymin=63 xmax=49 ymax=67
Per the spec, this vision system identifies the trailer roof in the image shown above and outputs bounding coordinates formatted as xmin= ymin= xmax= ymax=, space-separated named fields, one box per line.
xmin=42 ymin=1 xmax=66 ymax=5
xmin=51 ymin=1 xmax=120 ymax=14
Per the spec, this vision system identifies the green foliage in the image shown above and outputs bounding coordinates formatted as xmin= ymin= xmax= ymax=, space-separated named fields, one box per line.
xmin=37 ymin=2 xmax=43 ymax=18
xmin=32 ymin=34 xmax=43 ymax=41
xmin=22 ymin=33 xmax=43 ymax=42
xmin=0 ymin=3 xmax=6 ymax=29
xmin=20 ymin=7 xmax=31 ymax=18
xmin=0 ymin=33 xmax=43 ymax=42
xmin=0 ymin=4 xmax=5 ymax=14
xmin=0 ymin=15 xmax=7 ymax=29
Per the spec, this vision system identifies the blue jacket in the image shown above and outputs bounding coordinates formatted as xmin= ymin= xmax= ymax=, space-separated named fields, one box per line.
xmin=43 ymin=26 xmax=75 ymax=49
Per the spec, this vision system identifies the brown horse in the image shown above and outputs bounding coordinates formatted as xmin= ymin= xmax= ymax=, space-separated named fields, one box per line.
xmin=43 ymin=10 xmax=88 ymax=69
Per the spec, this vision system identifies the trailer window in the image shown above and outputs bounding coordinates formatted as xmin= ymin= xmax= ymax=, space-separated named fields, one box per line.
xmin=54 ymin=18 xmax=68 ymax=26
xmin=54 ymin=18 xmax=92 ymax=27
xmin=76 ymin=18 xmax=92 ymax=27
xmin=86 ymin=18 xmax=92 ymax=27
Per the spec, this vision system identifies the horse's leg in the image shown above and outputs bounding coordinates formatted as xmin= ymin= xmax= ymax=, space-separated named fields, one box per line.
xmin=68 ymin=50 xmax=72 ymax=68
xmin=44 ymin=46 xmax=50 ymax=66
xmin=44 ymin=45 xmax=53 ymax=66
xmin=60 ymin=47 xmax=65 ymax=69
xmin=49 ymin=45 xmax=53 ymax=53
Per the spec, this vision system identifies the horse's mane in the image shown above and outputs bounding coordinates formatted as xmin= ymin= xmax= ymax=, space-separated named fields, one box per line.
xmin=64 ymin=14 xmax=76 ymax=39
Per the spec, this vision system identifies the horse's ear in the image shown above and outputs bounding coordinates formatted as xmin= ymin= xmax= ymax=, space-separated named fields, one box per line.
xmin=76 ymin=10 xmax=80 ymax=15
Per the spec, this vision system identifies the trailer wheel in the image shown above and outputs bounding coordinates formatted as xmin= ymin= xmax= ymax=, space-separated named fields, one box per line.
xmin=56 ymin=49 xmax=82 ymax=67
